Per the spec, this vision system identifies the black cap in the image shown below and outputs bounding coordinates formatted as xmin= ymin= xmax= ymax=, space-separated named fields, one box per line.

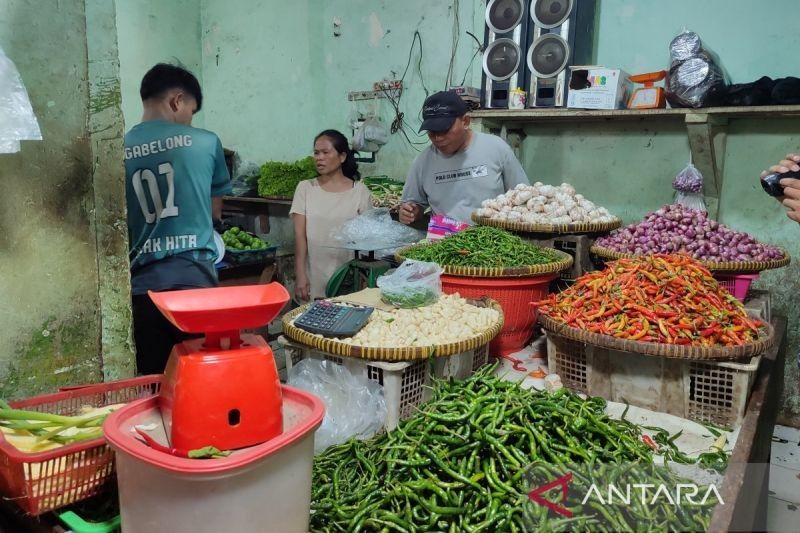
xmin=419 ymin=91 xmax=470 ymax=133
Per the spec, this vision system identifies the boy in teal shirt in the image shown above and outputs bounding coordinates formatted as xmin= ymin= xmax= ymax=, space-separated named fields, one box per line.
xmin=125 ymin=63 xmax=231 ymax=374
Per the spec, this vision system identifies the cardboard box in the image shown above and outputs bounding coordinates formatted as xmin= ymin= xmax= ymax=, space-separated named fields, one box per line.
xmin=567 ymin=67 xmax=632 ymax=110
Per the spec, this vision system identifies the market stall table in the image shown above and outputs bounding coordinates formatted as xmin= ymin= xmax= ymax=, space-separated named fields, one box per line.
xmin=0 ymin=319 xmax=787 ymax=531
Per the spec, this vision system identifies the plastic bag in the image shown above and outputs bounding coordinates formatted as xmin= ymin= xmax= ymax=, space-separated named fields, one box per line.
xmin=288 ymin=359 xmax=386 ymax=453
xmin=332 ymin=208 xmax=425 ymax=250
xmin=0 ymin=45 xmax=42 ymax=153
xmin=229 ymin=155 xmax=261 ymax=197
xmin=377 ymin=259 xmax=442 ymax=308
xmin=672 ymin=163 xmax=706 ymax=212
xmin=351 ymin=116 xmax=387 ymax=152
xmin=666 ymin=31 xmax=727 ymax=108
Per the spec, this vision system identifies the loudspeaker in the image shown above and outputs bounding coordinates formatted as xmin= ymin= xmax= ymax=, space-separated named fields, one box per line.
xmin=480 ymin=0 xmax=530 ymax=108
xmin=525 ymin=0 xmax=596 ymax=107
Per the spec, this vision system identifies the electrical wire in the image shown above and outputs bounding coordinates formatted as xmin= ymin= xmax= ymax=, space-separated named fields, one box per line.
xmin=459 ymin=31 xmax=484 ymax=87
xmin=445 ymin=0 xmax=461 ymax=88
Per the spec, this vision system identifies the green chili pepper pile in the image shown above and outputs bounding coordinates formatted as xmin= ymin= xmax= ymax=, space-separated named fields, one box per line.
xmin=310 ymin=367 xmax=722 ymax=532
xmin=402 ymin=227 xmax=558 ymax=268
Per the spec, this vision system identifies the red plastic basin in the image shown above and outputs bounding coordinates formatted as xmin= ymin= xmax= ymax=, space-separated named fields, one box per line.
xmin=441 ymin=273 xmax=556 ymax=356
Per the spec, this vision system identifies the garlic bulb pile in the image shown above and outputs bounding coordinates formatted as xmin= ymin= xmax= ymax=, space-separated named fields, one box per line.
xmin=476 ymin=183 xmax=616 ymax=225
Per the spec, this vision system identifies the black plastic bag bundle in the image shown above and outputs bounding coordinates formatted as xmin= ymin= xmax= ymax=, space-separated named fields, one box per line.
xmin=666 ymin=31 xmax=727 ymax=108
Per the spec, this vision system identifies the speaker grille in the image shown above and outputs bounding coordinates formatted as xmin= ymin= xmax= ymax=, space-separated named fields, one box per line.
xmin=527 ymin=34 xmax=569 ymax=78
xmin=483 ymin=38 xmax=522 ymax=81
xmin=486 ymin=0 xmax=525 ymax=33
xmin=531 ymin=0 xmax=574 ymax=29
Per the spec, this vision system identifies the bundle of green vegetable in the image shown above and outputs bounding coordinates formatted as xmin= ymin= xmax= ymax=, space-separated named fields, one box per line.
xmin=0 ymin=401 xmax=123 ymax=452
xmin=310 ymin=367 xmax=724 ymax=532
xmin=363 ymin=176 xmax=404 ymax=210
xmin=402 ymin=226 xmax=558 ymax=268
xmin=380 ymin=287 xmax=439 ymax=309
xmin=258 ymin=156 xmax=318 ymax=198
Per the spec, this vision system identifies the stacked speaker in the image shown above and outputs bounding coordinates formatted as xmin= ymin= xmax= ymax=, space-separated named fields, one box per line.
xmin=481 ymin=0 xmax=596 ymax=108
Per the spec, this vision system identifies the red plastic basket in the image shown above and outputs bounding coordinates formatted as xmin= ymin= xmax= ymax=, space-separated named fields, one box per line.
xmin=440 ymin=273 xmax=557 ymax=356
xmin=0 ymin=375 xmax=161 ymax=515
xmin=714 ymin=273 xmax=759 ymax=302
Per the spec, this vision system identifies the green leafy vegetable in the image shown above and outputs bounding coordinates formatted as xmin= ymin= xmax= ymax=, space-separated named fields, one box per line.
xmin=257 ymin=156 xmax=318 ymax=198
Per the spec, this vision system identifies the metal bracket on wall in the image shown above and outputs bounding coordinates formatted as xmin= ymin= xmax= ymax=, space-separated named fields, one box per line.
xmin=347 ymin=89 xmax=402 ymax=101
xmin=685 ymin=113 xmax=728 ymax=219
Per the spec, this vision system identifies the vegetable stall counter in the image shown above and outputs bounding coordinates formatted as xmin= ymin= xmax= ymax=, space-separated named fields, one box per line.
xmin=0 ymin=318 xmax=786 ymax=532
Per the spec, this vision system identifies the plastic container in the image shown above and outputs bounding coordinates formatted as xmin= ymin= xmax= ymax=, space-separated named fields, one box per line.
xmin=440 ymin=273 xmax=557 ymax=356
xmin=546 ymin=332 xmax=761 ymax=429
xmin=281 ymin=336 xmax=489 ymax=430
xmin=0 ymin=376 xmax=160 ymax=515
xmin=224 ymin=245 xmax=277 ymax=265
xmin=103 ymin=386 xmax=323 ymax=533
xmin=714 ymin=273 xmax=759 ymax=302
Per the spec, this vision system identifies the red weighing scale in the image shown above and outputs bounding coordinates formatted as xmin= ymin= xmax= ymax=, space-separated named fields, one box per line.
xmin=149 ymin=283 xmax=290 ymax=451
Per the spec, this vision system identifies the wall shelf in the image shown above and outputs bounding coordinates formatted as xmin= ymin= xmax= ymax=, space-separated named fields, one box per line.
xmin=471 ymin=105 xmax=800 ymax=219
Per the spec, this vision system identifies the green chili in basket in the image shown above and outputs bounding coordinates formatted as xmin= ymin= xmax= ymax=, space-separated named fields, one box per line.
xmin=402 ymin=226 xmax=558 ymax=268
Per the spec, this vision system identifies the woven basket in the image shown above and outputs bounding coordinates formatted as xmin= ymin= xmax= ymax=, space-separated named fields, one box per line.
xmin=395 ymin=246 xmax=573 ymax=278
xmin=281 ymin=298 xmax=504 ymax=361
xmin=539 ymin=314 xmax=774 ymax=361
xmin=471 ymin=213 xmax=622 ymax=235
xmin=590 ymin=245 xmax=790 ymax=273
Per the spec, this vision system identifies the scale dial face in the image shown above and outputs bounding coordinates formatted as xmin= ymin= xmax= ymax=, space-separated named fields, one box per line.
xmin=631 ymin=88 xmax=660 ymax=108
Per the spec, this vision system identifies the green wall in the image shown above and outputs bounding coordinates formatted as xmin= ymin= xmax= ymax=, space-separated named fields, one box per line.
xmin=116 ymin=0 xmax=204 ymax=130
xmin=0 ymin=0 xmax=132 ymax=398
xmin=200 ymin=0 xmax=483 ymax=178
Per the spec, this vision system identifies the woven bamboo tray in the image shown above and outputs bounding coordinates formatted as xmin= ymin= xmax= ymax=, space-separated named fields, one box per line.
xmin=395 ymin=246 xmax=573 ymax=278
xmin=282 ymin=298 xmax=504 ymax=362
xmin=539 ymin=314 xmax=774 ymax=361
xmin=590 ymin=245 xmax=791 ymax=272
xmin=471 ymin=213 xmax=622 ymax=235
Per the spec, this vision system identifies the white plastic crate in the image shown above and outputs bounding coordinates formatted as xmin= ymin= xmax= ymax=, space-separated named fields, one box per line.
xmin=279 ymin=337 xmax=489 ymax=430
xmin=546 ymin=332 xmax=761 ymax=429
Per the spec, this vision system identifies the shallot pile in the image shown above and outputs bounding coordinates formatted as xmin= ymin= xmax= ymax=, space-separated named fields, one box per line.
xmin=475 ymin=182 xmax=617 ymax=225
xmin=595 ymin=204 xmax=784 ymax=263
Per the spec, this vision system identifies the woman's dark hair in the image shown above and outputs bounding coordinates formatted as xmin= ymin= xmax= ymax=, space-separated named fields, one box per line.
xmin=314 ymin=129 xmax=360 ymax=180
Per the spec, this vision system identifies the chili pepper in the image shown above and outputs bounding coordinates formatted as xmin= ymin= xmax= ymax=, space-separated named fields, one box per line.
xmin=537 ymin=254 xmax=764 ymax=348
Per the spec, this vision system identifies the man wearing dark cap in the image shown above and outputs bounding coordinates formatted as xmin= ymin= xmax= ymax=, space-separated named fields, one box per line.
xmin=398 ymin=90 xmax=529 ymax=225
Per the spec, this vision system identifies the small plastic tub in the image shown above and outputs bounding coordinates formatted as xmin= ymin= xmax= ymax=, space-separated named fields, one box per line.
xmin=103 ymin=385 xmax=324 ymax=533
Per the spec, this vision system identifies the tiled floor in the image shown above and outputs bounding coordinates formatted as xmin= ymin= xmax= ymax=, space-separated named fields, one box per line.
xmin=768 ymin=425 xmax=800 ymax=532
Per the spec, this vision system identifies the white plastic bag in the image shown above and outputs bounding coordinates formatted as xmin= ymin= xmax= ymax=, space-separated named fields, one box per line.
xmin=0 ymin=46 xmax=42 ymax=153
xmin=351 ymin=116 xmax=386 ymax=152
xmin=377 ymin=259 xmax=442 ymax=308
xmin=672 ymin=162 xmax=706 ymax=212
xmin=332 ymin=208 xmax=425 ymax=250
xmin=288 ymin=359 xmax=386 ymax=453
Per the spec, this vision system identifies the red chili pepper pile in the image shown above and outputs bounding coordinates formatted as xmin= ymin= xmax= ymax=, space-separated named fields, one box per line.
xmin=537 ymin=254 xmax=764 ymax=346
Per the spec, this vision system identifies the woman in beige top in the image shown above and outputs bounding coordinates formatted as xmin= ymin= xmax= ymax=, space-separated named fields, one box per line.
xmin=290 ymin=130 xmax=374 ymax=301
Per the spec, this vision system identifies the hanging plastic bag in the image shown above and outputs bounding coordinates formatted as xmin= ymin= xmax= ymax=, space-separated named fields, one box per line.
xmin=351 ymin=115 xmax=386 ymax=152
xmin=0 ymin=45 xmax=42 ymax=153
xmin=377 ymin=259 xmax=442 ymax=308
xmin=672 ymin=163 xmax=707 ymax=212
xmin=288 ymin=359 xmax=386 ymax=453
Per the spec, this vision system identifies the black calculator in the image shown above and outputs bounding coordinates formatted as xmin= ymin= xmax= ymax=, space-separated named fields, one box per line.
xmin=294 ymin=301 xmax=374 ymax=337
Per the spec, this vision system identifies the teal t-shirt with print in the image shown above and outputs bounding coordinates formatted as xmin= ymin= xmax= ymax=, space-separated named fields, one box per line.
xmin=124 ymin=120 xmax=231 ymax=294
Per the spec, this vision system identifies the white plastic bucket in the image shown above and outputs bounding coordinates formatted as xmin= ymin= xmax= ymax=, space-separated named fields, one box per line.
xmin=104 ymin=386 xmax=324 ymax=533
